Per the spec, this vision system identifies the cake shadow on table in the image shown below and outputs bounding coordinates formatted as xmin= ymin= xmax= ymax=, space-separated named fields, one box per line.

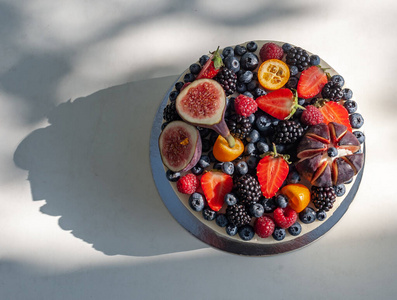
xmin=14 ymin=76 xmax=206 ymax=256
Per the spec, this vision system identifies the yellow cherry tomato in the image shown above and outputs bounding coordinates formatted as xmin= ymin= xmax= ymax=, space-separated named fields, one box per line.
xmin=213 ymin=135 xmax=244 ymax=162
xmin=281 ymin=183 xmax=311 ymax=213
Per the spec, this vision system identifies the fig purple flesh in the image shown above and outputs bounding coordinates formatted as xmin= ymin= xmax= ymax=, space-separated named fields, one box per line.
xmin=158 ymin=120 xmax=202 ymax=172
xmin=176 ymin=79 xmax=235 ymax=148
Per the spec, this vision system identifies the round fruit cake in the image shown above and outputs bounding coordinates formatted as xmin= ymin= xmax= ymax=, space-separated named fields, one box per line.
xmin=154 ymin=40 xmax=365 ymax=254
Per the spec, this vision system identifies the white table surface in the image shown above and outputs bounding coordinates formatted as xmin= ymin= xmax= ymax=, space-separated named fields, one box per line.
xmin=1 ymin=0 xmax=396 ymax=299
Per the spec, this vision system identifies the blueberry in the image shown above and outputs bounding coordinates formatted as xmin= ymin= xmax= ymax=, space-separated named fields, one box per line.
xmin=287 ymin=168 xmax=301 ymax=184
xmin=202 ymin=139 xmax=211 ymax=153
xmin=209 ymin=130 xmax=219 ymax=144
xmin=222 ymin=46 xmax=234 ymax=58
xmin=327 ymin=147 xmax=338 ymax=157
xmin=198 ymin=155 xmax=211 ymax=168
xmin=246 ymin=41 xmax=258 ymax=52
xmin=282 ymin=43 xmax=293 ymax=52
xmin=254 ymin=87 xmax=267 ymax=98
xmin=298 ymin=98 xmax=306 ymax=106
xmin=238 ymin=70 xmax=253 ymax=84
xmin=246 ymin=129 xmax=260 ymax=143
xmin=213 ymin=162 xmax=224 ymax=170
xmin=215 ymin=214 xmax=229 ymax=227
xmin=184 ymin=73 xmax=195 ymax=83
xmin=255 ymin=114 xmax=272 ymax=132
xmin=188 ymin=193 xmax=205 ymax=211
xmin=244 ymin=143 xmax=256 ymax=155
xmin=261 ymin=197 xmax=277 ymax=213
xmin=289 ymin=65 xmax=299 ymax=76
xmin=349 ymin=113 xmax=364 ymax=129
xmin=309 ymin=54 xmax=320 ymax=66
xmin=224 ymin=193 xmax=238 ymax=206
xmin=234 ymin=45 xmax=247 ymax=56
xmin=175 ymin=81 xmax=184 ymax=91
xmin=243 ymin=91 xmax=254 ymax=98
xmin=161 ymin=122 xmax=169 ymax=131
xmin=334 ymin=184 xmax=346 ymax=197
xmin=272 ymin=227 xmax=286 ymax=241
xmin=208 ymin=150 xmax=217 ymax=162
xmin=222 ymin=161 xmax=235 ymax=175
xmin=288 ymin=222 xmax=302 ymax=236
xmin=198 ymin=127 xmax=210 ymax=139
xmin=238 ymin=225 xmax=255 ymax=241
xmin=202 ymin=207 xmax=216 ymax=221
xmin=345 ymin=177 xmax=354 ymax=184
xmin=226 ymin=224 xmax=238 ymax=236
xmin=199 ymin=55 xmax=209 ymax=66
xmin=248 ymin=113 xmax=256 ymax=124
xmin=236 ymin=82 xmax=247 ymax=93
xmin=276 ymin=194 xmax=289 ymax=208
xmin=166 ymin=169 xmax=180 ymax=182
xmin=342 ymin=88 xmax=353 ymax=100
xmin=246 ymin=81 xmax=257 ymax=93
xmin=248 ymin=203 xmax=265 ymax=218
xmin=169 ymin=90 xmax=179 ymax=101
xmin=246 ymin=155 xmax=259 ymax=169
xmin=299 ymin=207 xmax=316 ymax=224
xmin=331 ymin=75 xmax=345 ymax=87
xmin=343 ymin=100 xmax=358 ymax=114
xmin=316 ymin=210 xmax=327 ymax=221
xmin=256 ymin=141 xmax=270 ymax=154
xmin=353 ymin=131 xmax=365 ymax=144
xmin=235 ymin=161 xmax=248 ymax=175
xmin=189 ymin=63 xmax=201 ymax=75
xmin=286 ymin=77 xmax=298 ymax=89
xmin=224 ymin=55 xmax=240 ymax=73
xmin=191 ymin=165 xmax=204 ymax=175
xmin=240 ymin=52 xmax=259 ymax=70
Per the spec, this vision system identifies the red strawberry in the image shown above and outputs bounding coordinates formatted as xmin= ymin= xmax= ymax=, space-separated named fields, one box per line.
xmin=200 ymin=171 xmax=233 ymax=212
xmin=297 ymin=66 xmax=328 ymax=99
xmin=256 ymin=145 xmax=290 ymax=198
xmin=234 ymin=94 xmax=258 ymax=117
xmin=196 ymin=47 xmax=223 ymax=79
xmin=177 ymin=173 xmax=200 ymax=194
xmin=259 ymin=42 xmax=284 ymax=61
xmin=273 ymin=207 xmax=297 ymax=229
xmin=317 ymin=100 xmax=352 ymax=132
xmin=256 ymin=88 xmax=304 ymax=120
xmin=254 ymin=216 xmax=275 ymax=238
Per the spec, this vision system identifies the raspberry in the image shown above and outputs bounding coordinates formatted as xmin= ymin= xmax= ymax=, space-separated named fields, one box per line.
xmin=259 ymin=42 xmax=284 ymax=61
xmin=254 ymin=216 xmax=275 ymax=238
xmin=300 ymin=105 xmax=324 ymax=126
xmin=234 ymin=94 xmax=258 ymax=117
xmin=176 ymin=173 xmax=199 ymax=194
xmin=273 ymin=207 xmax=297 ymax=229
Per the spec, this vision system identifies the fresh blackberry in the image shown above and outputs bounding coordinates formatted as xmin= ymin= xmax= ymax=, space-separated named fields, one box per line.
xmin=234 ymin=174 xmax=262 ymax=205
xmin=285 ymin=47 xmax=310 ymax=72
xmin=311 ymin=186 xmax=337 ymax=212
xmin=215 ymin=67 xmax=238 ymax=95
xmin=226 ymin=204 xmax=252 ymax=227
xmin=227 ymin=114 xmax=252 ymax=139
xmin=163 ymin=101 xmax=181 ymax=122
xmin=322 ymin=81 xmax=343 ymax=102
xmin=273 ymin=120 xmax=304 ymax=144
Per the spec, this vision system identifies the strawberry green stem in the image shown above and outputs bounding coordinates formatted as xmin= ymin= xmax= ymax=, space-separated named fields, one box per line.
xmin=285 ymin=89 xmax=306 ymax=120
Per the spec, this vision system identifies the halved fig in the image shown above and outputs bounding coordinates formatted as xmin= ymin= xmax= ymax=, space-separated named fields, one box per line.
xmin=158 ymin=120 xmax=202 ymax=172
xmin=176 ymin=78 xmax=235 ymax=148
xmin=295 ymin=122 xmax=364 ymax=187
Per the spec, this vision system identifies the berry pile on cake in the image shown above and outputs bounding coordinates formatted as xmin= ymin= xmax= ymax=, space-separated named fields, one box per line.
xmin=158 ymin=40 xmax=364 ymax=243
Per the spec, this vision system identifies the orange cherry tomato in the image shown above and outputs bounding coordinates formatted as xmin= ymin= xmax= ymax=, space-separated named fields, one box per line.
xmin=281 ymin=183 xmax=311 ymax=213
xmin=213 ymin=135 xmax=244 ymax=162
xmin=258 ymin=59 xmax=290 ymax=90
